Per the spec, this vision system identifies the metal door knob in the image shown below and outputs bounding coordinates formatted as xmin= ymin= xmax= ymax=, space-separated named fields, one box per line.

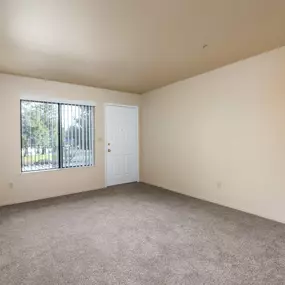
xmin=108 ymin=149 xmax=111 ymax=152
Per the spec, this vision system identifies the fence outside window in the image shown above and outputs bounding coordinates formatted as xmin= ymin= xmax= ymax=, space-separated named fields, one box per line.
xmin=21 ymin=100 xmax=94 ymax=172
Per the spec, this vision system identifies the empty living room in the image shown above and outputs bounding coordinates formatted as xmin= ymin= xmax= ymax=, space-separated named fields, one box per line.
xmin=1 ymin=1 xmax=285 ymax=284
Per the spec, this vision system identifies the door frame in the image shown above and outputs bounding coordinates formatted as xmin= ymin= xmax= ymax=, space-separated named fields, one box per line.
xmin=104 ymin=103 xmax=139 ymax=187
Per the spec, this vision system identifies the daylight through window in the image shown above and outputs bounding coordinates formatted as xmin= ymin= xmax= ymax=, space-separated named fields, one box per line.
xmin=21 ymin=100 xmax=94 ymax=172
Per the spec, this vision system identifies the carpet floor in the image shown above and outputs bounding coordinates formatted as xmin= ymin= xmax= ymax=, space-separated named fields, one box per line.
xmin=0 ymin=182 xmax=285 ymax=285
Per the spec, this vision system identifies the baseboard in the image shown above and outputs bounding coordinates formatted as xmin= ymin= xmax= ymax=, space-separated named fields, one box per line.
xmin=141 ymin=180 xmax=284 ymax=224
xmin=0 ymin=187 xmax=104 ymax=208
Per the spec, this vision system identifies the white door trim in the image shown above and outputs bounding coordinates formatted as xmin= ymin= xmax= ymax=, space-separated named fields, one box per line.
xmin=104 ymin=103 xmax=139 ymax=187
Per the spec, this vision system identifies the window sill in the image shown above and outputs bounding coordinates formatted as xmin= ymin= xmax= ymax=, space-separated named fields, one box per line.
xmin=20 ymin=165 xmax=96 ymax=175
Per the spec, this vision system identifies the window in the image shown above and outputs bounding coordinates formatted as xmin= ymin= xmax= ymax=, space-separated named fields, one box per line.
xmin=21 ymin=100 xmax=94 ymax=172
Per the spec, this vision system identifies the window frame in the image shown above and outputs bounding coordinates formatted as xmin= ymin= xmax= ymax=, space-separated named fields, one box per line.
xmin=20 ymin=99 xmax=95 ymax=173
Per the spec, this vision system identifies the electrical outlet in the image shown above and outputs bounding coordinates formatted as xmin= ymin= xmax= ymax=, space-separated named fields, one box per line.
xmin=217 ymin=181 xmax=222 ymax=189
xmin=9 ymin=182 xmax=14 ymax=189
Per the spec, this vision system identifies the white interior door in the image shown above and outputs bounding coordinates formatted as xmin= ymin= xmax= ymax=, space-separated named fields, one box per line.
xmin=106 ymin=105 xmax=139 ymax=186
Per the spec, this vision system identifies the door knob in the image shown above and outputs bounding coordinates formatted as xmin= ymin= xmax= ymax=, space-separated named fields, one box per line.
xmin=108 ymin=149 xmax=111 ymax=152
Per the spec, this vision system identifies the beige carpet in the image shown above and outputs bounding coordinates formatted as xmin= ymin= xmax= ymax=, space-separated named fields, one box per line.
xmin=0 ymin=182 xmax=285 ymax=285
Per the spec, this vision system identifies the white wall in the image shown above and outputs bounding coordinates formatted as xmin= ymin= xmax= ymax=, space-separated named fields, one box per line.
xmin=141 ymin=46 xmax=285 ymax=223
xmin=0 ymin=74 xmax=141 ymax=206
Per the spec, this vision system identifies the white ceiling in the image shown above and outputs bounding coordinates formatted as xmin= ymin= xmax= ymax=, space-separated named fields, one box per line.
xmin=0 ymin=0 xmax=285 ymax=94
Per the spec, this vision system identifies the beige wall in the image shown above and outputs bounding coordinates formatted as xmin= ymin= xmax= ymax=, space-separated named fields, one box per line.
xmin=0 ymin=74 xmax=141 ymax=206
xmin=141 ymin=46 xmax=285 ymax=223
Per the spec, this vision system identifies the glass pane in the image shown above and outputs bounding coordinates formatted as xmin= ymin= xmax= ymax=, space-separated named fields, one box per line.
xmin=21 ymin=101 xmax=59 ymax=172
xmin=61 ymin=104 xmax=94 ymax=168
